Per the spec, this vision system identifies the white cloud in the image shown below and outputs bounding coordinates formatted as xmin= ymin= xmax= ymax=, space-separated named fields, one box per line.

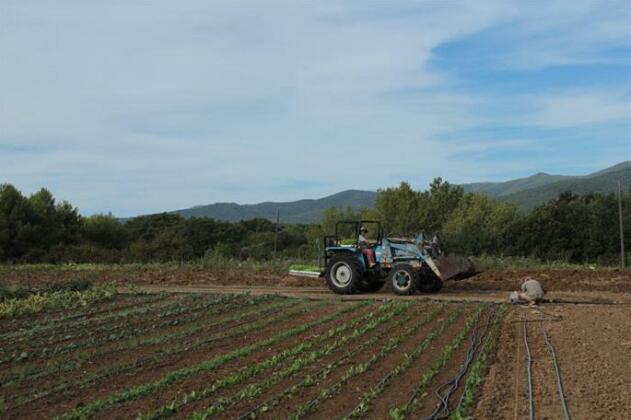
xmin=1 ymin=0 xmax=630 ymax=215
xmin=489 ymin=0 xmax=631 ymax=70
xmin=529 ymin=90 xmax=631 ymax=127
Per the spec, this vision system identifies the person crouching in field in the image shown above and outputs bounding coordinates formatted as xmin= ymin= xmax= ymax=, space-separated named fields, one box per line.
xmin=512 ymin=276 xmax=546 ymax=307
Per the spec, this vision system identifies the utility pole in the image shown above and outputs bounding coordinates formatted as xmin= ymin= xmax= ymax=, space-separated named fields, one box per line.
xmin=273 ymin=209 xmax=280 ymax=257
xmin=619 ymin=180 xmax=626 ymax=268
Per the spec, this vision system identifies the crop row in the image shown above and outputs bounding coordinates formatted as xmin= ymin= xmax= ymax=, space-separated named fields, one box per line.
xmin=1 ymin=293 xmax=241 ymax=359
xmin=284 ymin=305 xmax=469 ymax=420
xmin=159 ymin=301 xmax=413 ymax=419
xmin=2 ymin=294 xmax=275 ymax=386
xmin=56 ymin=300 xmax=367 ymax=419
xmin=1 ymin=294 xmax=286 ymax=366
xmin=234 ymin=304 xmax=445 ymax=420
xmin=0 ymin=283 xmax=116 ymax=319
xmin=388 ymin=304 xmax=488 ymax=419
xmin=343 ymin=304 xmax=475 ymax=419
xmin=0 ymin=292 xmax=171 ymax=340
xmin=7 ymin=298 xmax=324 ymax=409
xmin=449 ymin=305 xmax=506 ymax=420
xmin=224 ymin=304 xmax=446 ymax=420
xmin=4 ymin=293 xmax=208 ymax=346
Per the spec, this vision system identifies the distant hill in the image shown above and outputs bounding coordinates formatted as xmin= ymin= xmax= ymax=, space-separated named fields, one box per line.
xmin=172 ymin=190 xmax=378 ymax=224
xmin=461 ymin=173 xmax=573 ymax=197
xmin=156 ymin=161 xmax=631 ymax=223
xmin=463 ymin=161 xmax=631 ymax=211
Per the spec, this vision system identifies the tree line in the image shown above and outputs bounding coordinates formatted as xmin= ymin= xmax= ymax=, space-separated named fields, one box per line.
xmin=374 ymin=179 xmax=630 ymax=264
xmin=0 ymin=184 xmax=312 ymax=263
xmin=1 ymin=180 xmax=629 ymax=265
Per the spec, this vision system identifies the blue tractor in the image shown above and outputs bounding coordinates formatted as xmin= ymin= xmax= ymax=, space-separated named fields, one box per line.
xmin=321 ymin=220 xmax=476 ymax=295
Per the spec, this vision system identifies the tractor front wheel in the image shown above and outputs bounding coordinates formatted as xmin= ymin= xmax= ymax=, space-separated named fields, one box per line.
xmin=389 ymin=263 xmax=418 ymax=296
xmin=325 ymin=255 xmax=361 ymax=294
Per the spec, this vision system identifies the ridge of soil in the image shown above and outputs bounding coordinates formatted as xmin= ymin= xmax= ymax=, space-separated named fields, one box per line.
xmin=475 ymin=305 xmax=631 ymax=420
xmin=308 ymin=305 xmax=474 ymax=420
xmin=5 ymin=299 xmax=300 ymax=405
xmin=174 ymin=302 xmax=422 ymax=419
xmin=6 ymin=301 xmax=338 ymax=419
xmin=4 ymin=266 xmax=631 ymax=293
xmin=102 ymin=302 xmax=377 ymax=419
xmin=252 ymin=305 xmax=422 ymax=420
xmin=3 ymin=277 xmax=631 ymax=420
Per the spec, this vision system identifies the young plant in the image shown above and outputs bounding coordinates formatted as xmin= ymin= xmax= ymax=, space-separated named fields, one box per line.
xmin=182 ymin=302 xmax=412 ymax=420
xmin=0 ymin=284 xmax=116 ymax=319
xmin=288 ymin=304 xmax=460 ymax=420
xmin=388 ymin=304 xmax=486 ymax=420
xmin=449 ymin=305 xmax=506 ymax=420
xmin=59 ymin=300 xmax=369 ymax=420
xmin=344 ymin=304 xmax=469 ymax=419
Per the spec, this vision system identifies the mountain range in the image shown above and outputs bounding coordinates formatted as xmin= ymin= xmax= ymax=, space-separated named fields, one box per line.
xmin=172 ymin=189 xmax=377 ymax=224
xmin=461 ymin=161 xmax=631 ymax=210
xmin=169 ymin=161 xmax=631 ymax=223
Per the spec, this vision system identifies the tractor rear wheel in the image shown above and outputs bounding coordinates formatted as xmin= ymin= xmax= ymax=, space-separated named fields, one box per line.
xmin=389 ymin=263 xmax=418 ymax=295
xmin=325 ymin=255 xmax=361 ymax=294
xmin=418 ymin=272 xmax=443 ymax=293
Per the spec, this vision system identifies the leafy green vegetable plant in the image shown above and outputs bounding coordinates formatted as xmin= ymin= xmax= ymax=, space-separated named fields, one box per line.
xmin=58 ymin=300 xmax=368 ymax=420
xmin=388 ymin=305 xmax=486 ymax=420
xmin=0 ymin=284 xmax=115 ymax=319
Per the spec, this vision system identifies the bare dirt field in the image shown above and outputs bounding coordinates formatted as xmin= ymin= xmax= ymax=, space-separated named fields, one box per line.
xmin=0 ymin=295 xmax=490 ymax=419
xmin=476 ymin=304 xmax=631 ymax=420
xmin=3 ymin=265 xmax=631 ymax=293
xmin=1 ymin=267 xmax=630 ymax=419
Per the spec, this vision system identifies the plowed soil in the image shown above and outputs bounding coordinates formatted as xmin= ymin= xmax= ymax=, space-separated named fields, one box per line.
xmin=3 ymin=265 xmax=631 ymax=293
xmin=6 ymin=300 xmax=337 ymax=419
xmin=2 ymin=265 xmax=631 ymax=419
xmin=449 ymin=267 xmax=631 ymax=293
xmin=476 ymin=305 xmax=631 ymax=420
xmin=2 ymin=296 xmax=481 ymax=419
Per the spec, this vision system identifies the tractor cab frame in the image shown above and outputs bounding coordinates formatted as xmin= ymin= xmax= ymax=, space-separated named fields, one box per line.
xmin=323 ymin=220 xmax=383 ymax=270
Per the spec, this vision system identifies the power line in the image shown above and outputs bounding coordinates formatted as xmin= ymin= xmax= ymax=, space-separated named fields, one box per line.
xmin=619 ymin=180 xmax=626 ymax=268
xmin=273 ymin=209 xmax=280 ymax=257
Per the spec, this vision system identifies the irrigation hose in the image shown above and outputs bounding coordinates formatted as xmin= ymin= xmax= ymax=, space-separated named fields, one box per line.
xmin=511 ymin=313 xmax=563 ymax=323
xmin=424 ymin=305 xmax=498 ymax=420
xmin=235 ymin=303 xmax=425 ymax=420
xmin=455 ymin=314 xmax=497 ymax=412
xmin=522 ymin=311 xmax=534 ymax=420
xmin=519 ymin=306 xmax=571 ymax=420
xmin=425 ymin=319 xmax=481 ymax=419
xmin=539 ymin=309 xmax=572 ymax=420
xmin=546 ymin=299 xmax=626 ymax=306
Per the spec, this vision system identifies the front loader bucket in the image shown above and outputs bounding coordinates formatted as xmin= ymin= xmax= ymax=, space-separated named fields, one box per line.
xmin=434 ymin=254 xmax=479 ymax=281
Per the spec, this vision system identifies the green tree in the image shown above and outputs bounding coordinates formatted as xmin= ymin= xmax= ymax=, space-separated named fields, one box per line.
xmin=82 ymin=214 xmax=127 ymax=249
xmin=183 ymin=217 xmax=220 ymax=257
xmin=124 ymin=213 xmax=184 ymax=241
xmin=129 ymin=229 xmax=193 ymax=262
xmin=418 ymin=178 xmax=465 ymax=233
xmin=374 ymin=179 xmax=464 ymax=236
xmin=319 ymin=207 xmax=361 ymax=238
xmin=442 ymin=194 xmax=521 ymax=255
xmin=374 ymin=182 xmax=423 ymax=235
xmin=0 ymin=184 xmax=28 ymax=260
xmin=519 ymin=192 xmax=593 ymax=262
xmin=0 ymin=185 xmax=81 ymax=262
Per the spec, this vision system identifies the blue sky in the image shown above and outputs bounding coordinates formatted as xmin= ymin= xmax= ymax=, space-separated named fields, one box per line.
xmin=1 ymin=0 xmax=630 ymax=216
